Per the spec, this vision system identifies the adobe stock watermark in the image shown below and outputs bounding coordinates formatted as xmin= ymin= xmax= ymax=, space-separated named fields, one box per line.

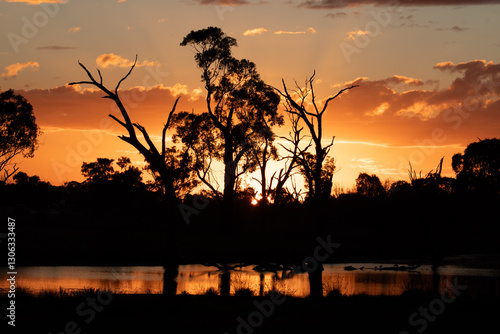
xmin=7 ymin=1 xmax=69 ymax=54
xmin=214 ymin=5 xmax=235 ymax=21
xmin=51 ymin=118 xmax=116 ymax=184
xmin=400 ymin=277 xmax=467 ymax=334
xmin=340 ymin=0 xmax=402 ymax=63
xmin=48 ymin=290 xmax=113 ymax=334
xmin=291 ymin=234 xmax=340 ymax=274
xmin=178 ymin=194 xmax=210 ymax=225
xmin=177 ymin=126 xmax=261 ymax=225
xmin=177 ymin=160 xmax=240 ymax=225
xmin=51 ymin=64 xmax=169 ymax=183
xmin=397 ymin=74 xmax=500 ymax=171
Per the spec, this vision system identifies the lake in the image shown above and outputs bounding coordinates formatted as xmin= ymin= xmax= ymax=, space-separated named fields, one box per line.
xmin=2 ymin=263 xmax=500 ymax=298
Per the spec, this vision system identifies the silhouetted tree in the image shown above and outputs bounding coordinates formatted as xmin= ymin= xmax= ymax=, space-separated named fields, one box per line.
xmin=70 ymin=57 xmax=184 ymax=268
xmin=171 ymin=112 xmax=220 ymax=199
xmin=452 ymin=138 xmax=500 ymax=194
xmin=116 ymin=156 xmax=131 ymax=172
xmin=271 ymin=114 xmax=308 ymax=205
xmin=276 ymin=71 xmax=357 ymax=202
xmin=81 ymin=158 xmax=115 ymax=184
xmin=389 ymin=180 xmax=412 ymax=196
xmin=13 ymin=171 xmax=29 ymax=185
xmin=298 ymin=153 xmax=337 ymax=201
xmin=0 ymin=89 xmax=41 ymax=182
xmin=69 ymin=57 xmax=181 ymax=210
xmin=81 ymin=157 xmax=146 ymax=190
xmin=180 ymin=27 xmax=282 ymax=231
xmin=356 ymin=173 xmax=385 ymax=198
xmin=251 ymin=124 xmax=279 ymax=206
xmin=409 ymin=158 xmax=455 ymax=195
xmin=143 ymin=145 xmax=200 ymax=199
xmin=113 ymin=165 xmax=144 ymax=189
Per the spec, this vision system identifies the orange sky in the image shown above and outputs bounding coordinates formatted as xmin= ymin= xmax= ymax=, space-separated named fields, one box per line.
xmin=1 ymin=0 xmax=500 ymax=190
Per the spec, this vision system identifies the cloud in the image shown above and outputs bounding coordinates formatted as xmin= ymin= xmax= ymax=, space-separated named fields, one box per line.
xmin=5 ymin=0 xmax=66 ymax=3
xmin=67 ymin=27 xmax=81 ymax=33
xmin=37 ymin=45 xmax=77 ymax=50
xmin=243 ymin=27 xmax=268 ymax=36
xmin=17 ymin=84 xmax=207 ymax=133
xmin=296 ymin=0 xmax=500 ymax=8
xmin=96 ymin=54 xmax=155 ymax=69
xmin=377 ymin=75 xmax=425 ymax=86
xmin=12 ymin=60 xmax=500 ymax=158
xmin=316 ymin=59 xmax=500 ymax=146
xmin=1 ymin=61 xmax=39 ymax=78
xmin=274 ymin=27 xmax=316 ymax=35
xmin=325 ymin=11 xmax=348 ymax=18
xmin=451 ymin=25 xmax=468 ymax=32
xmin=435 ymin=25 xmax=469 ymax=32
xmin=344 ymin=29 xmax=369 ymax=40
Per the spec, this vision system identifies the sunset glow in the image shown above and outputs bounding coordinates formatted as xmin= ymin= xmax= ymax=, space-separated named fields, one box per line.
xmin=1 ymin=0 xmax=499 ymax=189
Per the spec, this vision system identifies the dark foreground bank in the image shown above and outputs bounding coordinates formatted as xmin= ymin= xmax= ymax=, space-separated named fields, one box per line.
xmin=3 ymin=290 xmax=499 ymax=334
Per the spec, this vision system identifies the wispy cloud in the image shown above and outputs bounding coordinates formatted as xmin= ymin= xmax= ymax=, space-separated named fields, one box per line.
xmin=243 ymin=27 xmax=268 ymax=36
xmin=96 ymin=54 xmax=155 ymax=69
xmin=274 ymin=27 xmax=316 ymax=35
xmin=1 ymin=61 xmax=39 ymax=78
xmin=436 ymin=25 xmax=470 ymax=32
xmin=37 ymin=45 xmax=77 ymax=50
xmin=344 ymin=29 xmax=369 ymax=40
xmin=67 ymin=27 xmax=81 ymax=34
xmin=5 ymin=0 xmax=66 ymax=4
xmin=325 ymin=11 xmax=348 ymax=18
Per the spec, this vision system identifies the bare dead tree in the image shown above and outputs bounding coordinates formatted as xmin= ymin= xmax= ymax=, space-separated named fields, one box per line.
xmin=0 ymin=155 xmax=19 ymax=183
xmin=69 ymin=55 xmax=180 ymax=207
xmin=275 ymin=70 xmax=358 ymax=201
xmin=69 ymin=56 xmax=184 ymax=268
xmin=271 ymin=113 xmax=311 ymax=204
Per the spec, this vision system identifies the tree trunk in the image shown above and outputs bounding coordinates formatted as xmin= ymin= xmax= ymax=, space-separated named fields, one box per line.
xmin=221 ymin=141 xmax=236 ymax=234
xmin=308 ymin=263 xmax=324 ymax=299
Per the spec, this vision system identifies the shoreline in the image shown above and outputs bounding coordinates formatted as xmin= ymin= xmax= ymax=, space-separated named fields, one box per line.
xmin=8 ymin=253 xmax=500 ymax=269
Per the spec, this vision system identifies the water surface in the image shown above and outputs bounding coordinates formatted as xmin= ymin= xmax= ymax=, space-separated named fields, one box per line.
xmin=2 ymin=264 xmax=499 ymax=297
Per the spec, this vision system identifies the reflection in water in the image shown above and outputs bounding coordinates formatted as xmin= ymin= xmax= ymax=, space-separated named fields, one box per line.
xmin=220 ymin=271 xmax=230 ymax=296
xmin=163 ymin=265 xmax=178 ymax=295
xmin=1 ymin=264 xmax=499 ymax=298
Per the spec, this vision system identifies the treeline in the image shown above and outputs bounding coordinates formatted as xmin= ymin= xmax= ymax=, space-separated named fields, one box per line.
xmin=2 ymin=137 xmax=499 ymax=237
xmin=1 ymin=138 xmax=499 ymax=265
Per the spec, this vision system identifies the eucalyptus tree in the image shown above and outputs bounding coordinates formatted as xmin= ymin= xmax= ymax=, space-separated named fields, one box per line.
xmin=180 ymin=27 xmax=282 ymax=230
xmin=0 ymin=89 xmax=41 ymax=182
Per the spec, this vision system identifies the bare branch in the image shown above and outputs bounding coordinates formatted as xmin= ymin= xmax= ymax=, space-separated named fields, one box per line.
xmin=133 ymin=123 xmax=160 ymax=156
xmin=309 ymin=70 xmax=320 ymax=115
xmin=162 ymin=96 xmax=181 ymax=157
xmin=320 ymin=84 xmax=359 ymax=115
xmin=115 ymin=54 xmax=138 ymax=95
xmin=97 ymin=68 xmax=103 ymax=85
xmin=68 ymin=61 xmax=114 ymax=98
xmin=108 ymin=114 xmax=127 ymax=128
